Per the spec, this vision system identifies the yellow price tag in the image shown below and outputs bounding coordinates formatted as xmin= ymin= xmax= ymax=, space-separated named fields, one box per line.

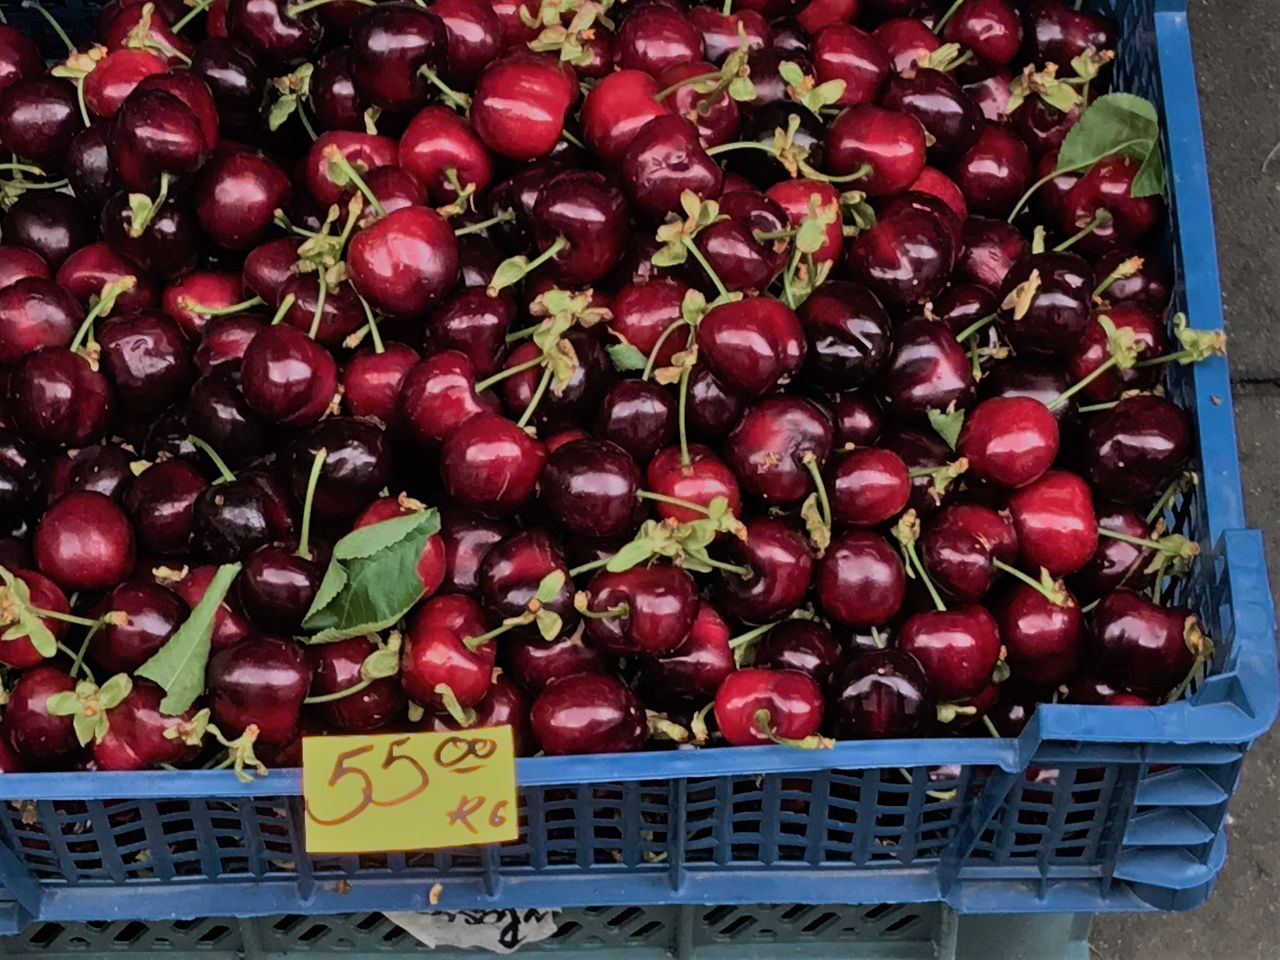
xmin=301 ymin=726 xmax=517 ymax=854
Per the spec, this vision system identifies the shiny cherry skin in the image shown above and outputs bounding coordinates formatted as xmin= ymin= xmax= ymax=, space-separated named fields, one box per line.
xmin=1071 ymin=504 xmax=1154 ymax=601
xmin=920 ymin=503 xmax=1008 ymax=601
xmin=898 ymin=605 xmax=1000 ymax=701
xmin=478 ymin=528 xmax=576 ymax=639
xmin=645 ymin=444 xmax=742 ymax=523
xmin=47 ymin=443 xmax=133 ymax=506
xmin=97 ymin=310 xmax=193 ymax=417
xmin=164 ymin=269 xmax=244 ymax=338
xmin=733 ymin=101 xmax=826 ymax=186
xmin=829 ymin=447 xmax=911 ymax=526
xmin=0 ymin=79 xmax=79 ymax=171
xmin=615 ymin=3 xmax=703 ymax=76
xmin=714 ymin=518 xmax=813 ymax=623
xmin=428 ymin=287 xmax=513 ymax=378
xmin=209 ymin=635 xmax=310 ymax=745
xmin=531 ymin=673 xmax=646 ymax=755
xmin=817 ymin=529 xmax=906 ymax=627
xmin=240 ymin=325 xmax=338 ymax=427
xmin=881 ymin=67 xmax=981 ymax=160
xmin=1090 ymin=589 xmax=1199 ymax=695
xmin=59 ymin=244 xmax=157 ymax=317
xmin=582 ymin=565 xmax=699 ymax=656
xmin=879 ymin=317 xmax=976 ymax=423
xmin=349 ymin=2 xmax=447 ymax=112
xmin=694 ymin=189 xmax=790 ymax=293
xmin=100 ymin=190 xmax=199 ymax=277
xmin=949 ymin=123 xmax=1032 ymax=218
xmin=0 ymin=432 xmax=44 ymax=524
xmin=874 ymin=17 xmax=939 ymax=74
xmin=826 ymin=104 xmax=927 ymax=195
xmin=532 ymin=170 xmax=630 ymax=285
xmin=170 ymin=564 xmax=253 ymax=651
xmin=956 ymin=217 xmax=1030 ymax=291
xmin=93 ymin=678 xmax=202 ymax=771
xmin=638 ymin=601 xmax=733 ymax=704
xmin=0 ymin=569 xmax=68 ymax=669
xmin=1093 ymin=248 xmax=1171 ymax=311
xmin=396 ymin=350 xmax=497 ymax=448
xmin=996 ymin=251 xmax=1094 ymax=358
xmin=6 ymin=666 xmax=78 ymax=759
xmin=471 ymin=53 xmax=575 ymax=160
xmin=714 ymin=668 xmax=824 ymax=746
xmin=686 ymin=366 xmax=747 ymax=442
xmin=0 ymin=245 xmax=48 ymax=290
xmin=845 ymin=205 xmax=956 ymax=308
xmin=238 ymin=545 xmax=322 ymax=635
xmin=125 ymin=459 xmax=208 ymax=556
xmin=225 ymin=0 xmax=320 ymax=66
xmin=830 ymin=648 xmax=934 ymax=739
xmin=1067 ymin=307 xmax=1166 ymax=405
xmin=11 ymin=349 xmax=113 ymax=449
xmin=941 ymin=0 xmax=1022 ymax=74
xmin=438 ymin=509 xmax=509 ymax=596
xmin=440 ymin=412 xmax=546 ymax=516
xmin=1061 ymin=156 xmax=1161 ymax=254
xmin=307 ymin=636 xmax=405 ymax=733
xmin=66 ymin=122 xmax=120 ymax=207
xmin=813 ymin=22 xmax=890 ymax=105
xmin=766 ymin=178 xmax=843 ymax=263
xmin=608 ymin=278 xmax=688 ymax=369
xmin=932 ymin=281 xmax=997 ymax=337
xmin=190 ymin=37 xmax=267 ymax=135
xmin=797 ymin=280 xmax=891 ymax=390
xmin=581 ymin=69 xmax=672 ymax=164
xmin=2 ymin=193 xmax=93 ymax=270
xmin=979 ymin=359 xmax=1073 ymax=424
xmin=696 ymin=296 xmax=805 ymax=396
xmin=622 ymin=114 xmax=723 ymax=220
xmin=0 ymin=278 xmax=81 ymax=365
xmin=302 ymin=131 xmax=397 ymax=209
xmin=1025 ymin=0 xmax=1116 ymax=74
xmin=290 ymin=417 xmax=392 ymax=520
xmin=958 ymin=396 xmax=1059 ymax=488
xmin=400 ymin=593 xmax=495 ymax=710
xmin=192 ymin=478 xmax=277 ymax=563
xmin=499 ymin=326 xmax=612 ymax=433
xmin=502 ymin=629 xmax=612 ymax=696
xmin=594 ymin=380 xmax=676 ymax=465
xmin=1084 ymin=395 xmax=1191 ymax=506
xmin=654 ymin=60 xmax=740 ymax=147
xmin=433 ymin=0 xmax=503 ymax=86
xmin=423 ymin=675 xmax=533 ymax=755
xmin=725 ymin=396 xmax=833 ymax=504
xmin=399 ymin=105 xmax=493 ymax=206
xmin=0 ymin=25 xmax=42 ymax=95
xmin=186 ymin=372 xmax=269 ymax=467
xmin=753 ymin=620 xmax=842 ymax=690
xmin=1007 ymin=470 xmax=1098 ymax=577
xmin=542 ymin=439 xmax=642 ymax=540
xmin=997 ymin=582 xmax=1081 ymax=688
xmin=277 ymin=277 xmax=365 ymax=349
xmin=111 ymin=87 xmax=208 ymax=192
xmin=348 ymin=206 xmax=458 ymax=320
xmin=342 ymin=342 xmax=418 ymax=420
xmin=88 ymin=579 xmax=188 ymax=674
xmin=1008 ymin=94 xmax=1080 ymax=158
xmin=194 ymin=149 xmax=290 ymax=251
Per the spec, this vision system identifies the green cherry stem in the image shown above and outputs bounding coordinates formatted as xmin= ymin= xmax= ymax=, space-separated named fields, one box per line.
xmin=461 ymin=615 xmax=531 ymax=651
xmin=801 ymin=453 xmax=832 ymax=528
xmin=35 ymin=607 xmax=107 ymax=629
xmin=654 ymin=70 xmax=722 ymax=101
xmin=1096 ymin=527 xmax=1168 ymax=551
xmin=322 ymin=145 xmax=386 ymax=218
xmin=453 ymin=208 xmax=515 ymax=237
xmin=641 ymin=319 xmax=690 ymax=381
xmin=991 ymin=559 xmax=1067 ymax=606
xmin=475 ymin=354 xmax=545 ymax=392
xmin=981 ymin=714 xmax=1002 ymax=738
xmin=358 ymin=296 xmax=385 ymax=353
xmin=187 ymin=435 xmax=237 ymax=484
xmin=1045 ymin=358 xmax=1122 ymax=411
xmin=55 ymin=642 xmax=97 ymax=684
xmin=1093 ymin=256 xmax=1144 ymax=299
xmin=128 ymin=172 xmax=172 ymax=238
xmin=69 ymin=618 xmax=103 ymax=680
xmin=170 ymin=0 xmax=216 ymax=32
xmin=1007 ymin=144 xmax=1148 ymax=223
xmin=179 ymin=295 xmax=264 ymax=317
xmin=954 ymin=311 xmax=998 ymax=343
xmin=900 ymin=532 xmax=946 ymax=612
xmin=517 ymin=365 xmax=553 ymax=430
xmin=568 ymin=557 xmax=610 ymax=578
xmin=486 ymin=236 xmax=568 ymax=297
xmin=1053 ymin=209 xmax=1111 ymax=252
xmin=270 ymin=293 xmax=297 ymax=325
xmin=417 ymin=64 xmax=471 ymax=111
xmin=307 ymin=273 xmax=328 ymax=340
xmin=727 ymin=621 xmax=778 ymax=651
xmin=575 ymin=601 xmax=630 ymax=621
xmin=1145 ymin=473 xmax=1190 ymax=525
xmin=1076 ymin=400 xmax=1119 ymax=413
xmin=677 ymin=364 xmax=693 ymax=468
xmin=560 ymin=128 xmax=585 ymax=149
xmin=682 ymin=237 xmax=729 ymax=299
xmin=68 ymin=278 xmax=137 ymax=353
xmin=295 ymin=447 xmax=327 ymax=561
xmin=304 ymin=678 xmax=374 ymax=704
xmin=635 ymin=490 xmax=713 ymax=515
xmin=699 ymin=556 xmax=753 ymax=578
xmin=753 ymin=708 xmax=831 ymax=750
xmin=932 ymin=0 xmax=966 ymax=33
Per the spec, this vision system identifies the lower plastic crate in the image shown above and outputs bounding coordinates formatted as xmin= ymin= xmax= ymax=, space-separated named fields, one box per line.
xmin=0 ymin=0 xmax=1274 ymax=926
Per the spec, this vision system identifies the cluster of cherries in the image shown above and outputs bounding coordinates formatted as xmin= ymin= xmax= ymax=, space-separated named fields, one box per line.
xmin=0 ymin=0 xmax=1220 ymax=776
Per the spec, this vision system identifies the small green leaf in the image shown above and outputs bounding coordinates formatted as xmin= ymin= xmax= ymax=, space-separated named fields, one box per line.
xmin=72 ymin=711 xmax=99 ymax=748
xmin=45 ymin=692 xmax=81 ymax=716
xmin=488 ymin=255 xmax=531 ymax=294
xmin=800 ymin=492 xmax=831 ymax=555
xmin=98 ymin=674 xmax=133 ymax=711
xmin=268 ymin=93 xmax=298 ymax=131
xmin=651 ymin=244 xmax=688 ymax=268
xmin=1130 ymin=144 xmax=1166 ymax=198
xmin=607 ymin=538 xmax=659 ymax=573
xmin=333 ymin=509 xmax=433 ymax=562
xmin=1055 ymin=93 xmax=1164 ymax=199
xmin=535 ymin=569 xmax=566 ymax=604
xmin=927 ymin=407 xmax=965 ymax=450
xmin=727 ymin=75 xmax=756 ymax=102
xmin=360 ymin=648 xmax=400 ymax=681
xmin=607 ymin=341 xmax=648 ymax=372
xmin=137 ymin=563 xmax=242 ymax=716
xmin=535 ymin=609 xmax=563 ymax=641
xmin=777 ymin=60 xmax=806 ymax=88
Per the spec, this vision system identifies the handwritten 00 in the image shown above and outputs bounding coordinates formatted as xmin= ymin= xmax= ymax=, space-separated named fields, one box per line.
xmin=301 ymin=726 xmax=518 ymax=854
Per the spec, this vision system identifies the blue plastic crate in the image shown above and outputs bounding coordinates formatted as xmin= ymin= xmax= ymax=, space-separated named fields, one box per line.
xmin=0 ymin=0 xmax=1273 ymax=929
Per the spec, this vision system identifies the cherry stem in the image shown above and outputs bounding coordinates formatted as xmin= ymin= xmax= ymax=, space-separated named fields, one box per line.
xmin=454 ymin=209 xmax=515 ymax=237
xmin=171 ymin=0 xmax=216 ymax=32
xmin=298 ymin=102 xmax=319 ymax=142
xmin=417 ymin=65 xmax=471 ymax=111
xmin=517 ymin=365 xmax=553 ymax=430
xmin=871 ymin=625 xmax=886 ymax=649
xmin=461 ymin=617 xmax=527 ymax=651
xmin=677 ymin=365 xmax=693 ymax=468
xmin=568 ymin=557 xmax=609 ymax=578
xmin=636 ymin=490 xmax=713 ymax=516
xmin=1134 ymin=349 xmax=1195 ymax=369
xmin=727 ymin=621 xmax=777 ymax=651
xmin=55 ymin=642 xmax=97 ymax=684
xmin=1046 ymin=357 xmax=1117 ymax=411
xmin=991 ymin=558 xmax=1064 ymax=606
xmin=1093 ymin=260 xmax=1140 ymax=299
xmin=36 ymin=607 xmax=104 ymax=629
xmin=655 ymin=70 xmax=722 ymax=101
xmin=488 ymin=236 xmax=568 ymax=297
xmin=129 ymin=172 xmax=171 ymax=238
xmin=1077 ymin=400 xmax=1119 ymax=413
xmin=69 ymin=618 xmax=102 ymax=680
xmin=641 ymin=319 xmax=689 ymax=381
xmin=0 ymin=162 xmax=45 ymax=176
xmin=753 ymin=708 xmax=828 ymax=750
xmin=802 ymin=454 xmax=832 ymax=527
xmin=286 ymin=0 xmax=372 ymax=15
xmin=1054 ymin=209 xmax=1111 ymax=251
xmin=561 ymin=128 xmax=585 ymax=149
xmin=904 ymin=539 xmax=946 ymax=612
xmin=433 ymin=684 xmax=476 ymax=727
xmin=304 ymin=678 xmax=374 ymax=704
xmin=932 ymin=0 xmax=966 ymax=33
xmin=181 ymin=295 xmax=264 ymax=317
xmin=1007 ymin=144 xmax=1148 ymax=222
xmin=307 ymin=273 xmax=328 ymax=340
xmin=954 ymin=311 xmax=997 ymax=343
xmin=1145 ymin=474 xmax=1188 ymax=525
xmin=475 ymin=354 xmax=544 ymax=392
xmin=187 ymin=435 xmax=237 ymax=484
xmin=358 ymin=296 xmax=384 ymax=353
xmin=295 ymin=447 xmax=326 ymax=561
xmin=820 ymin=163 xmax=873 ymax=184
xmin=1165 ymin=651 xmax=1208 ymax=704
xmin=505 ymin=325 xmax=537 ymax=344
xmin=1097 ymin=526 xmax=1163 ymax=551
xmin=576 ymin=601 xmax=629 ymax=621
xmin=981 ymin=714 xmax=1001 ymax=738
xmin=270 ymin=293 xmax=296 ymax=325
xmin=21 ymin=1 xmax=74 ymax=53
xmin=700 ymin=556 xmax=753 ymax=578
xmin=682 ymin=237 xmax=729 ymax=299
xmin=323 ymin=146 xmax=386 ymax=218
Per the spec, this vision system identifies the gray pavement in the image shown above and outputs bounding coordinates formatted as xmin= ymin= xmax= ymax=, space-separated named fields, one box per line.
xmin=1090 ymin=0 xmax=1280 ymax=956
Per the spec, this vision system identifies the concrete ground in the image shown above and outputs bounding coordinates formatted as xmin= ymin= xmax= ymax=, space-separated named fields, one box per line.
xmin=1090 ymin=0 xmax=1280 ymax=956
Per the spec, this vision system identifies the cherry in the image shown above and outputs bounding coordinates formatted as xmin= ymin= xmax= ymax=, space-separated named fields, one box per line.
xmin=441 ymin=412 xmax=547 ymax=516
xmin=638 ymin=601 xmax=733 ymax=704
xmin=767 ymin=179 xmax=844 ymax=263
xmin=478 ymin=528 xmax=576 ymax=637
xmin=1008 ymin=93 xmax=1080 ymax=158
xmin=93 ymin=677 xmax=204 ymax=771
xmin=192 ymin=474 xmax=279 ymax=564
xmin=829 ymin=446 xmax=911 ymax=526
xmin=0 ymin=568 xmax=67 ymax=669
xmin=696 ymin=296 xmax=805 ymax=396
xmin=530 ymin=170 xmax=629 ymax=285
xmin=165 ymin=564 xmax=251 ymax=651
xmin=958 ymin=395 xmax=1059 ymax=488
xmin=941 ymin=0 xmax=1022 ymax=75
xmin=1061 ymin=156 xmax=1161 ymax=254
xmin=100 ymin=189 xmax=200 ymax=278
xmin=125 ymin=459 xmax=207 ymax=555
xmin=225 ymin=0 xmax=319 ymax=65
xmin=817 ymin=529 xmax=905 ymax=626
xmin=290 ymin=417 xmax=391 ymax=520
xmin=949 ymin=123 xmax=1032 ymax=218
xmin=398 ymin=105 xmax=492 ymax=206
xmin=1084 ymin=395 xmax=1190 ymax=506
xmin=725 ymin=396 xmax=832 ymax=504
xmin=685 ymin=366 xmax=746 ymax=442
xmin=3 ymin=193 xmax=93 ymax=270
xmin=615 ymin=4 xmax=703 ymax=76
xmin=921 ymin=502 xmax=1011 ymax=601
xmin=240 ymin=325 xmax=338 ymax=428
xmin=1066 ymin=305 xmax=1166 ymax=403
xmin=826 ymin=104 xmax=926 ymax=194
xmin=88 ymin=579 xmax=188 ymax=674
xmin=581 ymin=69 xmax=672 ymax=165
xmin=97 ymin=310 xmax=193 ymax=417
xmin=714 ymin=668 xmax=825 ymax=747
xmin=845 ymin=204 xmax=956 ymax=308
xmin=191 ymin=37 xmax=267 ymax=136
xmin=7 ymin=665 xmax=78 ymax=759
xmin=433 ymin=0 xmax=504 ymax=86
xmin=428 ymin=288 xmax=513 ymax=378
xmin=277 ymin=276 xmax=365 ymax=349
xmin=996 ymin=251 xmax=1093 ymax=358
xmin=879 ymin=317 xmax=975 ymax=423
xmin=163 ymin=269 xmax=244 ymax=338
xmin=653 ymin=61 xmax=740 ymax=147
xmin=1090 ymin=589 xmax=1199 ymax=695
xmin=1029 ymin=149 xmax=1081 ymax=224
xmin=302 ymin=131 xmax=397 ymax=209
xmin=965 ymin=71 xmax=1013 ymax=123
xmin=692 ymin=189 xmax=789 ymax=292
xmin=339 ymin=342 xmax=416 ymax=421
xmin=531 ymin=673 xmax=646 ymax=755
xmin=11 ymin=348 xmax=113 ymax=449
xmin=1025 ymin=0 xmax=1116 ymax=68
xmin=238 ymin=544 xmax=323 ymax=634
xmin=882 ymin=67 xmax=982 ymax=160
xmin=898 ymin=604 xmax=999 ymax=700
xmin=752 ymin=620 xmax=842 ymax=689
xmin=1071 ymin=504 xmax=1154 ymax=601
xmin=47 ymin=443 xmax=133 ymax=506
xmin=471 ymin=54 xmax=575 ymax=160
xmin=594 ymin=381 xmax=676 ymax=465
xmin=932 ymin=281 xmax=997 ymax=338
xmin=194 ymin=149 xmax=290 ymax=252
xmin=400 ymin=593 xmax=495 ymax=711
xmin=438 ymin=509 xmax=508 ymax=596
xmin=187 ymin=372 xmax=269 ymax=466
xmin=909 ymin=167 xmax=969 ymax=221
xmin=58 ymin=244 xmax=157 ymax=318
xmin=0 ymin=25 xmax=42 ymax=95
xmin=111 ymin=87 xmax=208 ymax=193
xmin=209 ymin=635 xmax=310 ymax=746
xmin=81 ymin=48 xmax=166 ymax=120
xmin=0 ymin=278 xmax=81 ymax=365
xmin=797 ymin=280 xmax=891 ymax=390
xmin=874 ymin=17 xmax=940 ymax=73
xmin=997 ymin=581 xmax=1080 ymax=688
xmin=423 ymin=674 xmax=533 ymax=754
xmin=348 ymin=206 xmax=458 ymax=320
xmin=306 ymin=636 xmax=405 ymax=732
xmin=0 ymin=79 xmax=79 ymax=171
xmin=714 ymin=517 xmax=813 ymax=623
xmin=396 ymin=351 xmax=496 ymax=448
xmin=830 ymin=648 xmax=934 ymax=738
xmin=503 ymin=628 xmax=611 ymax=696
xmin=500 ymin=327 xmax=611 ymax=433
xmin=622 ymin=115 xmax=724 ymax=220
xmin=100 ymin=2 xmax=194 ymax=65
xmin=348 ymin=2 xmax=446 ymax=112
xmin=745 ymin=48 xmax=810 ymax=108
xmin=731 ymin=101 xmax=827 ymax=187
xmin=956 ymin=217 xmax=1029 ymax=291
xmin=1007 ymin=469 xmax=1097 ymax=576
xmin=645 ymin=444 xmax=741 ymax=523
xmin=581 ymin=564 xmax=699 ymax=656
xmin=35 ymin=490 xmax=135 ymax=592
xmin=608 ymin=279 xmax=687 ymax=368
xmin=1093 ymin=249 xmax=1171 ymax=311
xmin=979 ymin=360 xmax=1072 ymax=425
xmin=813 ymin=22 xmax=890 ymax=105
xmin=542 ymin=439 xmax=642 ymax=540
xmin=0 ymin=245 xmax=49 ymax=290
xmin=0 ymin=433 xmax=44 ymax=524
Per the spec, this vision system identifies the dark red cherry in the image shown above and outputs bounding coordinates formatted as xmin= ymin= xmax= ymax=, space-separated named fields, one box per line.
xmin=170 ymin=564 xmax=252 ymax=651
xmin=608 ymin=278 xmax=688 ymax=369
xmin=696 ymin=296 xmax=805 ymax=396
xmin=477 ymin=528 xmax=575 ymax=636
xmin=438 ymin=509 xmax=509 ymax=596
xmin=956 ymin=216 xmax=1030 ymax=291
xmin=898 ymin=605 xmax=1000 ymax=700
xmin=733 ymin=101 xmax=825 ymax=186
xmin=433 ymin=0 xmax=503 ymax=86
xmin=920 ymin=503 xmax=1008 ymax=601
xmin=1067 ymin=305 xmax=1167 ymax=402
xmin=307 ymin=636 xmax=404 ymax=733
xmin=98 ymin=310 xmax=193 ymax=417
xmin=594 ymin=381 xmax=675 ymax=465
xmin=348 ymin=206 xmax=458 ymax=320
xmin=2 ymin=193 xmax=93 ymax=270
xmin=645 ymin=444 xmax=741 ymax=523
xmin=193 ymin=478 xmax=277 ymax=563
xmin=542 ymin=439 xmax=642 ymax=540
xmin=0 ymin=25 xmax=43 ymax=95
xmin=653 ymin=60 xmax=740 ymax=147
xmin=581 ymin=69 xmax=672 ymax=165
xmin=0 ymin=245 xmax=48 ymax=290
xmin=0 ymin=278 xmax=81 ymax=365
xmin=239 ymin=544 xmax=322 ymax=634
xmin=187 ymin=372 xmax=269 ymax=466
xmin=881 ymin=67 xmax=982 ymax=160
xmin=35 ymin=491 xmax=136 ymax=592
xmin=290 ymin=417 xmax=391 ymax=520
xmin=638 ymin=601 xmax=732 ymax=704
xmin=0 ymin=432 xmax=43 ymax=523
xmin=996 ymin=251 xmax=1094 ymax=358
xmin=797 ymin=280 xmax=892 ymax=390
xmin=1093 ymin=248 xmax=1171 ymax=311
xmin=997 ymin=583 xmax=1080 ymax=688
xmin=826 ymin=104 xmax=927 ymax=195
xmin=1084 ymin=395 xmax=1191 ymax=506
xmin=342 ymin=342 xmax=418 ymax=421
xmin=845 ymin=205 xmax=956 ymax=308
xmin=111 ymin=88 xmax=208 ymax=193
xmin=813 ymin=22 xmax=890 ymax=105
xmin=830 ymin=392 xmax=884 ymax=447
xmin=1090 ymin=589 xmax=1199 ymax=695
xmin=422 ymin=674 xmax=533 ymax=754
xmin=240 ymin=325 xmax=338 ymax=427
xmin=0 ymin=79 xmax=79 ymax=171
xmin=6 ymin=666 xmax=78 ymax=759
xmin=0 ymin=569 xmax=66 ymax=669
xmin=582 ymin=565 xmax=699 ymax=656
xmin=831 ymin=648 xmax=934 ymax=738
xmin=686 ymin=366 xmax=746 ymax=442
xmin=226 ymin=0 xmax=321 ymax=66
xmin=100 ymin=190 xmax=199 ymax=277
xmin=209 ymin=635 xmax=310 ymax=745
xmin=1071 ymin=505 xmax=1155 ymax=601
xmin=531 ymin=673 xmax=646 ymax=755
xmin=817 ymin=529 xmax=905 ymax=627
xmin=950 ymin=123 xmax=1032 ymax=218
xmin=941 ymin=0 xmax=1022 ymax=75
xmin=125 ymin=459 xmax=208 ymax=555
xmin=396 ymin=350 xmax=496 ymax=448
xmin=498 ymin=327 xmax=611 ymax=433
xmin=615 ymin=3 xmax=704 ymax=76
xmin=752 ymin=620 xmax=841 ymax=690
xmin=349 ymin=2 xmax=446 ymax=112
xmin=277 ymin=276 xmax=365 ymax=348
xmin=1061 ymin=155 xmax=1162 ymax=254
xmin=503 ymin=627 xmax=611 ymax=696
xmin=89 ymin=579 xmax=188 ymax=674
xmin=979 ymin=359 xmax=1073 ymax=423
xmin=879 ymin=317 xmax=975 ymax=423
xmin=471 ymin=54 xmax=574 ymax=160
xmin=713 ymin=518 xmax=813 ymax=623
xmin=622 ymin=114 xmax=723 ymax=220
xmin=399 ymin=104 xmax=492 ymax=205
xmin=873 ymin=17 xmax=939 ymax=73
xmin=531 ymin=170 xmax=629 ymax=285
xmin=441 ymin=412 xmax=546 ymax=516
xmin=1025 ymin=0 xmax=1116 ymax=68
xmin=714 ymin=668 xmax=824 ymax=746
xmin=1008 ymin=470 xmax=1097 ymax=576
xmin=725 ymin=396 xmax=833 ymax=504
xmin=195 ymin=149 xmax=290 ymax=251
xmin=191 ymin=37 xmax=267 ymax=136
xmin=958 ymin=395 xmax=1059 ymax=488
xmin=427 ymin=288 xmax=512 ymax=378
xmin=10 ymin=349 xmax=113 ymax=449
xmin=829 ymin=446 xmax=910 ymax=526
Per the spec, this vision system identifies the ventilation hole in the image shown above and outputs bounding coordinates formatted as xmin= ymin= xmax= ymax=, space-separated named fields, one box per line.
xmin=702 ymin=906 xmax=735 ymax=924
xmin=198 ymin=924 xmax=230 ymax=944
xmin=718 ymin=915 xmax=756 ymax=937
xmin=630 ymin=921 xmax=664 ymax=939
xmin=607 ymin=907 xmax=643 ymax=928
xmin=552 ymin=921 xmax=581 ymax=940
xmin=27 ymin=923 xmax=63 ymax=946
xmin=864 ymin=903 xmax=894 ymax=920
xmin=885 ymin=912 xmax=920 ymax=933
xmin=780 ymin=905 xmax=811 ymax=921
xmin=801 ymin=912 xmax=838 ymax=934
xmin=356 ymin=914 xmax=383 ymax=931
xmin=298 ymin=923 xmax=331 ymax=942
xmin=112 ymin=921 xmax=148 ymax=945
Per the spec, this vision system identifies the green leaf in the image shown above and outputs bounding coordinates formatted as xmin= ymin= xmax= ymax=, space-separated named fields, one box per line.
xmin=268 ymin=93 xmax=298 ymax=131
xmin=72 ymin=710 xmax=99 ymax=748
xmin=777 ymin=60 xmax=806 ymax=88
xmin=1055 ymin=93 xmax=1164 ymax=198
xmin=651 ymin=244 xmax=688 ymax=268
xmin=303 ymin=510 xmax=442 ymax=643
xmin=607 ymin=538 xmax=659 ymax=573
xmin=1130 ymin=144 xmax=1166 ymax=198
xmin=45 ymin=692 xmax=81 ymax=716
xmin=535 ymin=609 xmax=562 ymax=641
xmin=361 ymin=648 xmax=399 ymax=681
xmin=927 ymin=407 xmax=965 ymax=450
xmin=535 ymin=570 xmax=566 ymax=604
xmin=607 ymin=341 xmax=648 ymax=372
xmin=800 ymin=492 xmax=831 ymax=555
xmin=98 ymin=674 xmax=133 ymax=711
xmin=488 ymin=255 xmax=530 ymax=294
xmin=137 ymin=563 xmax=242 ymax=716
xmin=727 ymin=75 xmax=756 ymax=102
